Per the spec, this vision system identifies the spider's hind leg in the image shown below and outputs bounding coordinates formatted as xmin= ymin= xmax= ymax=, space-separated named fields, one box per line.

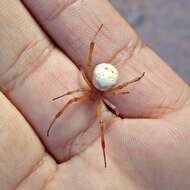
xmin=96 ymin=99 xmax=107 ymax=168
xmin=103 ymin=98 xmax=120 ymax=116
xmin=47 ymin=95 xmax=89 ymax=136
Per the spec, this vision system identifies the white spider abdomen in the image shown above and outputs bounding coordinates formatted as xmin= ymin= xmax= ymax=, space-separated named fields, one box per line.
xmin=92 ymin=63 xmax=119 ymax=91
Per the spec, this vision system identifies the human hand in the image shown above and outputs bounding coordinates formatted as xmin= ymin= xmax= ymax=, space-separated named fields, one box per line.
xmin=0 ymin=0 xmax=190 ymax=189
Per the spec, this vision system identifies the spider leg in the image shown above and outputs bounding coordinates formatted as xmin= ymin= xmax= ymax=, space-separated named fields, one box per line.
xmin=108 ymin=72 xmax=145 ymax=92
xmin=103 ymin=98 xmax=120 ymax=116
xmin=80 ymin=67 xmax=94 ymax=89
xmin=47 ymin=95 xmax=89 ymax=136
xmin=87 ymin=41 xmax=95 ymax=75
xmin=87 ymin=24 xmax=103 ymax=76
xmin=52 ymin=89 xmax=88 ymax=101
xmin=105 ymin=91 xmax=130 ymax=96
xmin=96 ymin=99 xmax=107 ymax=168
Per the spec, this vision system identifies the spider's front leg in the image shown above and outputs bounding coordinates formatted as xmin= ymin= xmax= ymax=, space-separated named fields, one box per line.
xmin=107 ymin=72 xmax=145 ymax=93
xmin=86 ymin=24 xmax=103 ymax=77
xmin=96 ymin=99 xmax=107 ymax=168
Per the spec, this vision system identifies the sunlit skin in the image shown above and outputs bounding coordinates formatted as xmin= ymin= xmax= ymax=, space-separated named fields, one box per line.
xmin=47 ymin=25 xmax=145 ymax=168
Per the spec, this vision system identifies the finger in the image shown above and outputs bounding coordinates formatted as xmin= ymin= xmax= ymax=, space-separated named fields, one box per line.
xmin=22 ymin=0 xmax=190 ymax=117
xmin=35 ymin=107 xmax=190 ymax=190
xmin=106 ymin=108 xmax=190 ymax=189
xmin=0 ymin=93 xmax=56 ymax=190
xmin=0 ymin=0 xmax=99 ymax=161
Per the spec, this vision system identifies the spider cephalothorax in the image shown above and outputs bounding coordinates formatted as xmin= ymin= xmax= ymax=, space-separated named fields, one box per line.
xmin=47 ymin=25 xmax=145 ymax=168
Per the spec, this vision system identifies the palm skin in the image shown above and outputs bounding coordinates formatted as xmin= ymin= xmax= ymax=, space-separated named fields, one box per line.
xmin=0 ymin=0 xmax=190 ymax=190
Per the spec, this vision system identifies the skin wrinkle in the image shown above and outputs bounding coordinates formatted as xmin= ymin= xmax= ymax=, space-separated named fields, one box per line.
xmin=0 ymin=39 xmax=54 ymax=93
xmin=88 ymin=13 xmax=139 ymax=65
xmin=1 ymin=38 xmax=46 ymax=76
xmin=80 ymin=11 xmax=140 ymax=66
xmin=79 ymin=3 xmax=103 ymax=30
xmin=39 ymin=2 xmax=134 ymax=71
xmin=147 ymin=96 xmax=176 ymax=118
xmin=77 ymin=13 xmax=105 ymax=43
xmin=41 ymin=0 xmax=139 ymax=67
xmin=65 ymin=114 xmax=96 ymax=161
xmin=128 ymin=59 xmax=162 ymax=91
xmin=19 ymin=45 xmax=54 ymax=84
xmin=113 ymin=45 xmax=190 ymax=117
xmin=79 ymin=113 xmax=117 ymax=159
xmin=15 ymin=154 xmax=46 ymax=190
xmin=106 ymin=119 xmax=157 ymax=190
xmin=64 ymin=111 xmax=116 ymax=163
xmin=108 ymin=116 xmax=190 ymax=189
xmin=39 ymin=163 xmax=58 ymax=190
xmin=87 ymin=12 xmax=116 ymax=44
xmin=69 ymin=2 xmax=121 ymax=61
xmin=44 ymin=0 xmax=81 ymax=22
xmin=74 ymin=136 xmax=107 ymax=172
xmin=51 ymin=119 xmax=92 ymax=162
xmin=108 ymin=36 xmax=143 ymax=67
xmin=0 ymin=43 xmax=30 ymax=76
xmin=110 ymin=152 xmax=152 ymax=190
xmin=142 ymin=47 xmax=183 ymax=92
xmin=66 ymin=111 xmax=111 ymax=160
xmin=141 ymin=56 xmax=169 ymax=90
xmin=61 ymin=23 xmax=86 ymax=62
xmin=141 ymin=50 xmax=190 ymax=109
xmin=154 ymin=99 xmax=190 ymax=120
xmin=72 ymin=120 xmax=144 ymax=190
xmin=62 ymin=11 xmax=114 ymax=66
xmin=174 ymin=84 xmax=189 ymax=107
xmin=50 ymin=107 xmax=109 ymax=162
xmin=15 ymin=154 xmax=58 ymax=190
xmin=151 ymin=96 xmax=173 ymax=118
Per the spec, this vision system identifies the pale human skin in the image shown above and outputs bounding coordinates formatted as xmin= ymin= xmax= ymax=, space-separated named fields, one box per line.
xmin=0 ymin=0 xmax=190 ymax=189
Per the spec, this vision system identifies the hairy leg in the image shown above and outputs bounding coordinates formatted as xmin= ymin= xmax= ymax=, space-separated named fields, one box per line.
xmin=87 ymin=24 xmax=103 ymax=77
xmin=47 ymin=95 xmax=89 ymax=136
xmin=52 ymin=89 xmax=88 ymax=101
xmin=96 ymin=99 xmax=107 ymax=168
xmin=80 ymin=67 xmax=93 ymax=88
xmin=105 ymin=91 xmax=130 ymax=96
xmin=103 ymin=98 xmax=120 ymax=116
xmin=108 ymin=72 xmax=145 ymax=92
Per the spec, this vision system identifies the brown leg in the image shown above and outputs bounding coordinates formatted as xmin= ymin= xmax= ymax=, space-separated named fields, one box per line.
xmin=87 ymin=41 xmax=95 ymax=74
xmin=103 ymin=98 xmax=120 ymax=116
xmin=96 ymin=99 xmax=107 ymax=168
xmin=47 ymin=95 xmax=89 ymax=136
xmin=87 ymin=24 xmax=103 ymax=77
xmin=80 ymin=67 xmax=93 ymax=89
xmin=105 ymin=91 xmax=130 ymax=96
xmin=108 ymin=72 xmax=145 ymax=92
xmin=52 ymin=88 xmax=88 ymax=101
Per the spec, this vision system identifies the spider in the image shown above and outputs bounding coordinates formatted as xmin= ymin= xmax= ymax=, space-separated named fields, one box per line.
xmin=47 ymin=24 xmax=145 ymax=168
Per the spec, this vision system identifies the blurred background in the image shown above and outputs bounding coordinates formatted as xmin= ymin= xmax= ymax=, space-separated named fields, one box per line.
xmin=111 ymin=0 xmax=190 ymax=84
